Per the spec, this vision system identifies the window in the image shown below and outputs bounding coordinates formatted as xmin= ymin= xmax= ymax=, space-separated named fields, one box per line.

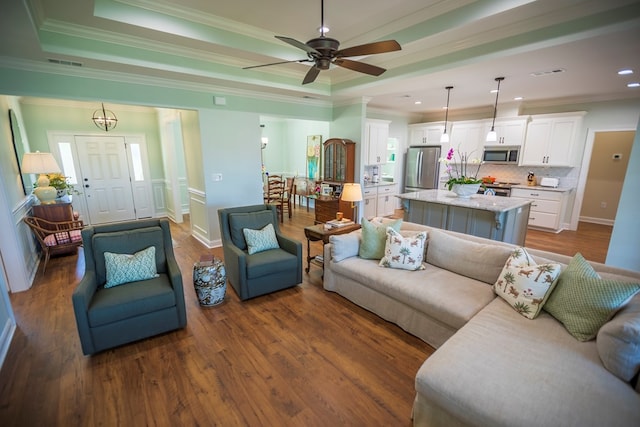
xmin=58 ymin=142 xmax=78 ymax=185
xmin=130 ymin=143 xmax=144 ymax=181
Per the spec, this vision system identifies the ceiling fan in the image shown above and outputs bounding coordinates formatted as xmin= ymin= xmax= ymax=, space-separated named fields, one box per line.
xmin=243 ymin=0 xmax=401 ymax=85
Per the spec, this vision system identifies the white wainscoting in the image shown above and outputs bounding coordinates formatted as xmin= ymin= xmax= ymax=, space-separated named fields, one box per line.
xmin=152 ymin=179 xmax=168 ymax=218
xmin=188 ymin=188 xmax=215 ymax=247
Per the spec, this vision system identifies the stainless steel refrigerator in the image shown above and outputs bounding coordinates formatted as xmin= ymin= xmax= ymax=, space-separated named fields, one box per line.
xmin=404 ymin=145 xmax=441 ymax=192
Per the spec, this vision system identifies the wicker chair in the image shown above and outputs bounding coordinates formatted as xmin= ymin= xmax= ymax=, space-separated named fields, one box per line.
xmin=24 ymin=216 xmax=84 ymax=273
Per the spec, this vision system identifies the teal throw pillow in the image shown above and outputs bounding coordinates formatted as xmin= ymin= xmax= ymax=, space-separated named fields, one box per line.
xmin=104 ymin=246 xmax=159 ymax=288
xmin=544 ymin=253 xmax=640 ymax=341
xmin=243 ymin=223 xmax=279 ymax=255
xmin=358 ymin=218 xmax=402 ymax=259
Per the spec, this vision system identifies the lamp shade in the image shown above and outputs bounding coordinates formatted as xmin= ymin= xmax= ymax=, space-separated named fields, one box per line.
xmin=21 ymin=152 xmax=61 ymax=204
xmin=21 ymin=152 xmax=61 ymax=175
xmin=341 ymin=183 xmax=363 ymax=202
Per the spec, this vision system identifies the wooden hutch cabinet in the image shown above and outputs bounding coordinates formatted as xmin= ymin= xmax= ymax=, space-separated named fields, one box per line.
xmin=315 ymin=138 xmax=356 ymax=223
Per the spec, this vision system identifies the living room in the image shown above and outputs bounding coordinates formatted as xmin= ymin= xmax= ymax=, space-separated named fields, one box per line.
xmin=1 ymin=0 xmax=640 ymax=424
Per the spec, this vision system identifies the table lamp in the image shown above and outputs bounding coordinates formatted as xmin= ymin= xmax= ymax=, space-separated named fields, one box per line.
xmin=21 ymin=151 xmax=61 ymax=204
xmin=341 ymin=183 xmax=363 ymax=223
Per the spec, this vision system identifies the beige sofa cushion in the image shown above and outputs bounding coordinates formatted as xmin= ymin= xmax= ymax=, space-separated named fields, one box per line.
xmin=415 ymin=298 xmax=640 ymax=426
xmin=426 ymin=229 xmax=512 ymax=285
xmin=597 ymin=293 xmax=640 ymax=383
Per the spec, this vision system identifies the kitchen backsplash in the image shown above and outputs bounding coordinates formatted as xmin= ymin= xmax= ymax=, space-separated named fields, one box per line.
xmin=475 ymin=164 xmax=579 ymax=188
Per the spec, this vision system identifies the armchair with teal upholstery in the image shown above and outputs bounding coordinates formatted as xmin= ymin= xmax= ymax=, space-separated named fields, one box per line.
xmin=218 ymin=204 xmax=302 ymax=301
xmin=72 ymin=219 xmax=187 ymax=355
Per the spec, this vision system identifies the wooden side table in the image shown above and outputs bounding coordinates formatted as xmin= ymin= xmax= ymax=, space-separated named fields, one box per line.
xmin=304 ymin=223 xmax=361 ymax=273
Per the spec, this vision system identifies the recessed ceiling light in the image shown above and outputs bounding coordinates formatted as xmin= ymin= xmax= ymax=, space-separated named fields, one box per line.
xmin=514 ymin=96 xmax=523 ymax=101
xmin=414 ymin=101 xmax=422 ymax=105
xmin=627 ymin=82 xmax=640 ymax=88
xmin=618 ymin=69 xmax=633 ymax=75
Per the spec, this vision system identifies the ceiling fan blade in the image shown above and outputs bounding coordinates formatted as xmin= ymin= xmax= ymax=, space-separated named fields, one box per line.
xmin=243 ymin=58 xmax=312 ymax=70
xmin=275 ymin=36 xmax=320 ymax=55
xmin=335 ymin=40 xmax=401 ymax=58
xmin=334 ymin=59 xmax=387 ymax=76
xmin=302 ymin=67 xmax=321 ymax=85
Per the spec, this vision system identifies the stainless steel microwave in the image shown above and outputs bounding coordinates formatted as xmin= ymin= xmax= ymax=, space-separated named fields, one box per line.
xmin=482 ymin=146 xmax=520 ymax=164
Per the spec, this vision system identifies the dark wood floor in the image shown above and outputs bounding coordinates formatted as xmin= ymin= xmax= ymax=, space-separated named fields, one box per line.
xmin=0 ymin=207 xmax=611 ymax=426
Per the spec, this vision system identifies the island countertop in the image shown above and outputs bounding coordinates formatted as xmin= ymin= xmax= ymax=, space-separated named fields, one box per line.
xmin=396 ymin=189 xmax=531 ymax=213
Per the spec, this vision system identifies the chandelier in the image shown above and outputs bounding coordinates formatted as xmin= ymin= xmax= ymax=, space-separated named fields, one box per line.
xmin=92 ymin=103 xmax=118 ymax=132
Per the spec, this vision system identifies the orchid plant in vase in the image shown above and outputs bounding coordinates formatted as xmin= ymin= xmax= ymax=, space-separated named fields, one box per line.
xmin=439 ymin=147 xmax=483 ymax=191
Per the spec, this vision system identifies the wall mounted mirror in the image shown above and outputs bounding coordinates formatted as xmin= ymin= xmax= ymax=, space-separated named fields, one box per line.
xmin=9 ymin=109 xmax=28 ymax=195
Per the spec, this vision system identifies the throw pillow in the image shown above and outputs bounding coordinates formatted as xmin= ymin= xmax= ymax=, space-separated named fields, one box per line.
xmin=358 ymin=218 xmax=402 ymax=259
xmin=597 ymin=293 xmax=640 ymax=383
xmin=494 ymin=247 xmax=561 ymax=319
xmin=243 ymin=223 xmax=279 ymax=255
xmin=104 ymin=246 xmax=159 ymax=288
xmin=329 ymin=232 xmax=361 ymax=262
xmin=544 ymin=253 xmax=640 ymax=341
xmin=379 ymin=228 xmax=427 ymax=271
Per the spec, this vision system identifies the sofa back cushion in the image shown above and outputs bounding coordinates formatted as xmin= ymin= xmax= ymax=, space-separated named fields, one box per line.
xmin=426 ymin=229 xmax=512 ymax=284
xmin=91 ymin=226 xmax=166 ymax=286
xmin=228 ymin=210 xmax=274 ymax=251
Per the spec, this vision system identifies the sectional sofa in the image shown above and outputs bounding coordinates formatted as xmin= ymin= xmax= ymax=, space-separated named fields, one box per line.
xmin=323 ymin=219 xmax=640 ymax=426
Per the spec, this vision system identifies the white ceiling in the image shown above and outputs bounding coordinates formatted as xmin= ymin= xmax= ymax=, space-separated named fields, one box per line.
xmin=1 ymin=0 xmax=639 ymax=115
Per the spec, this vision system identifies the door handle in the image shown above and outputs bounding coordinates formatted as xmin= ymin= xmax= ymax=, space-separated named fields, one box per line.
xmin=85 ymin=184 xmax=90 ymax=188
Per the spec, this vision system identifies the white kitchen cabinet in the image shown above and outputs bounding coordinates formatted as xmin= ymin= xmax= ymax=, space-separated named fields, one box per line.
xmin=511 ymin=187 xmax=569 ymax=232
xmin=363 ymin=186 xmax=377 ymax=219
xmin=363 ymin=184 xmax=398 ymax=218
xmin=520 ymin=113 xmax=584 ymax=167
xmin=409 ymin=122 xmax=447 ymax=145
xmin=449 ymin=120 xmax=484 ymax=159
xmin=365 ymin=119 xmax=390 ymax=164
xmin=483 ymin=117 xmax=528 ymax=146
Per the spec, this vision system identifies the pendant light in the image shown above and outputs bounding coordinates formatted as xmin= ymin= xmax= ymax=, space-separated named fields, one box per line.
xmin=486 ymin=77 xmax=504 ymax=142
xmin=440 ymin=86 xmax=453 ymax=143
xmin=92 ymin=103 xmax=118 ymax=132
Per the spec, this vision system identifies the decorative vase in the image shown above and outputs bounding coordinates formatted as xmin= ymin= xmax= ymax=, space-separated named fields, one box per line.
xmin=193 ymin=257 xmax=227 ymax=307
xmin=451 ymin=183 xmax=481 ymax=198
xmin=56 ymin=189 xmax=67 ymax=198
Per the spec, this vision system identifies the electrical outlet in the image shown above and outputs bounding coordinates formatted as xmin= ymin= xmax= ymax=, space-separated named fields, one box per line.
xmin=213 ymin=173 xmax=223 ymax=181
xmin=600 ymin=202 xmax=607 ymax=208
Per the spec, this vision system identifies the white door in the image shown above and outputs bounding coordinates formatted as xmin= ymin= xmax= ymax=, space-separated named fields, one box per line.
xmin=75 ymin=136 xmax=136 ymax=224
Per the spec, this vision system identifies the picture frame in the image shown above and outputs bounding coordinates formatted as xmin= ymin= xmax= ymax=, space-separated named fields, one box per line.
xmin=9 ymin=109 xmax=28 ymax=196
xmin=321 ymin=185 xmax=332 ymax=196
xmin=306 ymin=135 xmax=322 ymax=180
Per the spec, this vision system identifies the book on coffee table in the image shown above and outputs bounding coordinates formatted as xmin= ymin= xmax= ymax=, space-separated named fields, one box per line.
xmin=326 ymin=219 xmax=355 ymax=228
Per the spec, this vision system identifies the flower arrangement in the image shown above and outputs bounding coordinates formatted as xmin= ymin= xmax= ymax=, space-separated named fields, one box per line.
xmin=439 ymin=147 xmax=483 ymax=190
xmin=35 ymin=173 xmax=80 ymax=196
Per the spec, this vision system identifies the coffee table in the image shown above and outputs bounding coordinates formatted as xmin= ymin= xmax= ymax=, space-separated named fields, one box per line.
xmin=304 ymin=222 xmax=361 ymax=273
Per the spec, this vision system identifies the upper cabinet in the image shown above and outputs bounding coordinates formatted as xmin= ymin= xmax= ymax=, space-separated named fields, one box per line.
xmin=323 ymin=138 xmax=355 ymax=183
xmin=520 ymin=113 xmax=584 ymax=167
xmin=409 ymin=122 xmax=447 ymax=146
xmin=483 ymin=117 xmax=529 ymax=147
xmin=365 ymin=119 xmax=390 ymax=164
xmin=449 ymin=120 xmax=484 ymax=158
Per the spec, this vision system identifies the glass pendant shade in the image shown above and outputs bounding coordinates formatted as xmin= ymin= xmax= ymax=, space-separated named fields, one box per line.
xmin=441 ymin=86 xmax=453 ymax=144
xmin=92 ymin=103 xmax=118 ymax=131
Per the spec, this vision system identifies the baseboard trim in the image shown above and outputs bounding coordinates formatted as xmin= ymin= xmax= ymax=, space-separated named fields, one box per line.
xmin=0 ymin=317 xmax=16 ymax=371
xmin=579 ymin=216 xmax=615 ymax=226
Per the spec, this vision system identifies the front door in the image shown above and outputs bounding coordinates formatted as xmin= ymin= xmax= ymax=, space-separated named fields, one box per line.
xmin=75 ymin=136 xmax=136 ymax=224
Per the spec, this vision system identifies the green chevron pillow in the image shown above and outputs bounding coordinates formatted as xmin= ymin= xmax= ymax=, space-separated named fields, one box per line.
xmin=104 ymin=246 xmax=159 ymax=288
xmin=544 ymin=253 xmax=640 ymax=341
xmin=243 ymin=223 xmax=279 ymax=255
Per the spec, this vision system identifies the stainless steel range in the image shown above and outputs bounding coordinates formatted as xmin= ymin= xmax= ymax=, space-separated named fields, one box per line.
xmin=478 ymin=182 xmax=520 ymax=197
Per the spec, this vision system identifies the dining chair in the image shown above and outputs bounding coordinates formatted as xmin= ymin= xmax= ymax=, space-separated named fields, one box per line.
xmin=265 ymin=174 xmax=285 ymax=222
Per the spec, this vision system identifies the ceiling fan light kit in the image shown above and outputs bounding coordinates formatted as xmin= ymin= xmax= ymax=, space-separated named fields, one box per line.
xmin=486 ymin=77 xmax=505 ymax=142
xmin=244 ymin=0 xmax=401 ymax=85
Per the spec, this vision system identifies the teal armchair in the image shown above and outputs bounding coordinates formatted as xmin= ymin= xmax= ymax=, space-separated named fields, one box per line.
xmin=218 ymin=204 xmax=302 ymax=301
xmin=72 ymin=219 xmax=186 ymax=355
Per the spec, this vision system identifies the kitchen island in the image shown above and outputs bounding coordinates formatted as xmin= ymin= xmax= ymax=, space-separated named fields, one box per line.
xmin=397 ymin=190 xmax=531 ymax=245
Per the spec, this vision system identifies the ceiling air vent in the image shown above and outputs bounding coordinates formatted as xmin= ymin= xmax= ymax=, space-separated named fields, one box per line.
xmin=530 ymin=68 xmax=565 ymax=77
xmin=48 ymin=58 xmax=83 ymax=67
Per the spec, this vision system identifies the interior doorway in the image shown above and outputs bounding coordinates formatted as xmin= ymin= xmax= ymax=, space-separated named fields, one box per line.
xmin=48 ymin=133 xmax=154 ymax=225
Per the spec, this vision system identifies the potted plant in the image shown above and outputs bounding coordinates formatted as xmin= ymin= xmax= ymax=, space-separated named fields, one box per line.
xmin=41 ymin=173 xmax=80 ymax=199
xmin=439 ymin=147 xmax=484 ymax=198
